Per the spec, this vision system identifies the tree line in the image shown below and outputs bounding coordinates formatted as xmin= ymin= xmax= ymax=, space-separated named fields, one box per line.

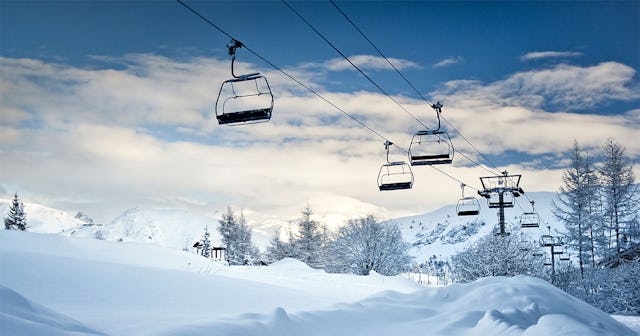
xmin=197 ymin=204 xmax=413 ymax=276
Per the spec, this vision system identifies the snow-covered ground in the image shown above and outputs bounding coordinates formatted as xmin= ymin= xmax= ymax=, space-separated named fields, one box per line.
xmin=1 ymin=230 xmax=637 ymax=336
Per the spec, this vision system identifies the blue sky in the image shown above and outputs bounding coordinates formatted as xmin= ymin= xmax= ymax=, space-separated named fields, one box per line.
xmin=1 ymin=1 xmax=639 ymax=230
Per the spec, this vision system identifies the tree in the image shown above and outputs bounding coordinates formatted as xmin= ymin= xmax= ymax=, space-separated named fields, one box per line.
xmin=199 ymin=226 xmax=212 ymax=258
xmin=265 ymin=230 xmax=295 ymax=263
xmin=218 ymin=207 xmax=259 ymax=265
xmin=328 ymin=215 xmax=412 ymax=276
xmin=599 ymin=139 xmax=639 ymax=255
xmin=451 ymin=232 xmax=544 ymax=283
xmin=4 ymin=193 xmax=27 ymax=231
xmin=291 ymin=205 xmax=326 ymax=268
xmin=553 ymin=142 xmax=599 ymax=276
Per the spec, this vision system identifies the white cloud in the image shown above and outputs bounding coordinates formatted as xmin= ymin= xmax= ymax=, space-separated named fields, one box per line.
xmin=434 ymin=62 xmax=640 ymax=110
xmin=521 ymin=51 xmax=583 ymax=61
xmin=433 ymin=56 xmax=463 ymax=68
xmin=1 ymin=55 xmax=638 ymax=232
xmin=321 ymin=55 xmax=421 ymax=71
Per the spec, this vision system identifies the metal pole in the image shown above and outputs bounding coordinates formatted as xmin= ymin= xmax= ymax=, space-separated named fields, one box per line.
xmin=498 ymin=191 xmax=506 ymax=236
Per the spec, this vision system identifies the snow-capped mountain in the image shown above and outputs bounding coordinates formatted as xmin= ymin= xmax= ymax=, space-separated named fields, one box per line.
xmin=1 ymin=191 xmax=562 ymax=261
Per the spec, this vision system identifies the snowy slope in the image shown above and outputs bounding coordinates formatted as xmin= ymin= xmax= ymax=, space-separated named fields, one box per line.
xmin=0 ymin=231 xmax=635 ymax=336
xmin=0 ymin=199 xmax=87 ymax=233
xmin=389 ymin=191 xmax=560 ymax=260
xmin=66 ymin=207 xmax=225 ymax=251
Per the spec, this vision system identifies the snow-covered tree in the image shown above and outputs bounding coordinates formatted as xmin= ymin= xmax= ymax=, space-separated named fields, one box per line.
xmin=218 ymin=207 xmax=259 ymax=265
xmin=553 ymin=142 xmax=599 ymax=276
xmin=200 ymin=226 xmax=212 ymax=258
xmin=599 ymin=139 xmax=639 ymax=255
xmin=265 ymin=228 xmax=296 ymax=263
xmin=291 ymin=205 xmax=326 ymax=268
xmin=451 ymin=232 xmax=545 ymax=283
xmin=4 ymin=193 xmax=27 ymax=231
xmin=328 ymin=215 xmax=412 ymax=276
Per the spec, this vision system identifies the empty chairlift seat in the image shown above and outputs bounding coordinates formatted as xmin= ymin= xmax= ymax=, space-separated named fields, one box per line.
xmin=378 ymin=161 xmax=414 ymax=191
xmin=408 ymin=130 xmax=454 ymax=166
xmin=456 ymin=197 xmax=480 ymax=216
xmin=215 ymin=39 xmax=274 ymax=126
xmin=216 ymin=75 xmax=273 ymax=125
xmin=520 ymin=212 xmax=540 ymax=228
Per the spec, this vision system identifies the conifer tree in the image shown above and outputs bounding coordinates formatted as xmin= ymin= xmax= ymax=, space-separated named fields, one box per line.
xmin=200 ymin=226 xmax=212 ymax=258
xmin=553 ymin=142 xmax=595 ymax=276
xmin=292 ymin=205 xmax=325 ymax=268
xmin=4 ymin=193 xmax=27 ymax=231
xmin=599 ymin=139 xmax=638 ymax=255
xmin=218 ymin=207 xmax=259 ymax=265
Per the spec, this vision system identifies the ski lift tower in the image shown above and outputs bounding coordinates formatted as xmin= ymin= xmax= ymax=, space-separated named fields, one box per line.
xmin=478 ymin=171 xmax=524 ymax=236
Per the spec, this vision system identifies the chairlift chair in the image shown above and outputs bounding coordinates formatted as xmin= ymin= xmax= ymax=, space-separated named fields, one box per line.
xmin=408 ymin=102 xmax=454 ymax=166
xmin=540 ymin=234 xmax=561 ymax=247
xmin=215 ymin=39 xmax=274 ymax=126
xmin=520 ymin=201 xmax=540 ymax=228
xmin=378 ymin=141 xmax=413 ymax=191
xmin=559 ymin=252 xmax=570 ymax=261
xmin=408 ymin=130 xmax=454 ymax=166
xmin=456 ymin=184 xmax=480 ymax=216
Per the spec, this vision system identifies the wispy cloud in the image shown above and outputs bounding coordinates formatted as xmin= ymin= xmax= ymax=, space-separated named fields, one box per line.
xmin=520 ymin=51 xmax=583 ymax=61
xmin=321 ymin=55 xmax=421 ymax=71
xmin=433 ymin=56 xmax=463 ymax=68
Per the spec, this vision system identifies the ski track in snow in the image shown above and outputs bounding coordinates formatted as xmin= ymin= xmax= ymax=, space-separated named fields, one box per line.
xmin=1 ymin=231 xmax=638 ymax=336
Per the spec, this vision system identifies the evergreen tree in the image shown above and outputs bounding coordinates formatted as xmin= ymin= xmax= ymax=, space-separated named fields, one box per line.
xmin=218 ymin=207 xmax=259 ymax=265
xmin=265 ymin=228 xmax=295 ymax=263
xmin=291 ymin=205 xmax=325 ymax=268
xmin=200 ymin=226 xmax=212 ymax=258
xmin=328 ymin=215 xmax=412 ymax=276
xmin=553 ymin=142 xmax=596 ymax=276
xmin=599 ymin=139 xmax=638 ymax=255
xmin=4 ymin=193 xmax=27 ymax=231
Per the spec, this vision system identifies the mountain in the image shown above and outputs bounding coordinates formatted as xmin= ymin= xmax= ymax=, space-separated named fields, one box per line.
xmin=1 ymin=192 xmax=563 ymax=261
xmin=388 ymin=191 xmax=561 ymax=261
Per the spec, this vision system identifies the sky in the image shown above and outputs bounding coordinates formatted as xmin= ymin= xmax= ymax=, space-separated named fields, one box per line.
xmin=1 ymin=0 xmax=639 ymax=233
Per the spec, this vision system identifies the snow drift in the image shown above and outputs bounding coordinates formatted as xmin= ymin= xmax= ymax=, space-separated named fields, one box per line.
xmin=0 ymin=231 xmax=636 ymax=336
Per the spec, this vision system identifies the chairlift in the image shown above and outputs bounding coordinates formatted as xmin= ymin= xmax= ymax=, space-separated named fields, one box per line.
xmin=559 ymin=252 xmax=570 ymax=261
xmin=456 ymin=183 xmax=480 ymax=216
xmin=408 ymin=102 xmax=454 ymax=166
xmin=540 ymin=234 xmax=561 ymax=247
xmin=520 ymin=201 xmax=540 ymax=228
xmin=215 ymin=39 xmax=274 ymax=125
xmin=378 ymin=141 xmax=413 ymax=191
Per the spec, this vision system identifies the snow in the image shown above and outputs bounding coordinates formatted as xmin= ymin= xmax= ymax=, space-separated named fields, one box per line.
xmin=0 ymin=285 xmax=103 ymax=336
xmin=1 ymin=230 xmax=636 ymax=336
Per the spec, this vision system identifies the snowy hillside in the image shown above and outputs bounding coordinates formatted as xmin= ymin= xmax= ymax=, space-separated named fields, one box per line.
xmin=0 ymin=199 xmax=87 ymax=234
xmin=65 ymin=208 xmax=225 ymax=251
xmin=2 ymin=192 xmax=561 ymax=260
xmin=389 ymin=191 xmax=560 ymax=261
xmin=0 ymin=231 xmax=636 ymax=336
